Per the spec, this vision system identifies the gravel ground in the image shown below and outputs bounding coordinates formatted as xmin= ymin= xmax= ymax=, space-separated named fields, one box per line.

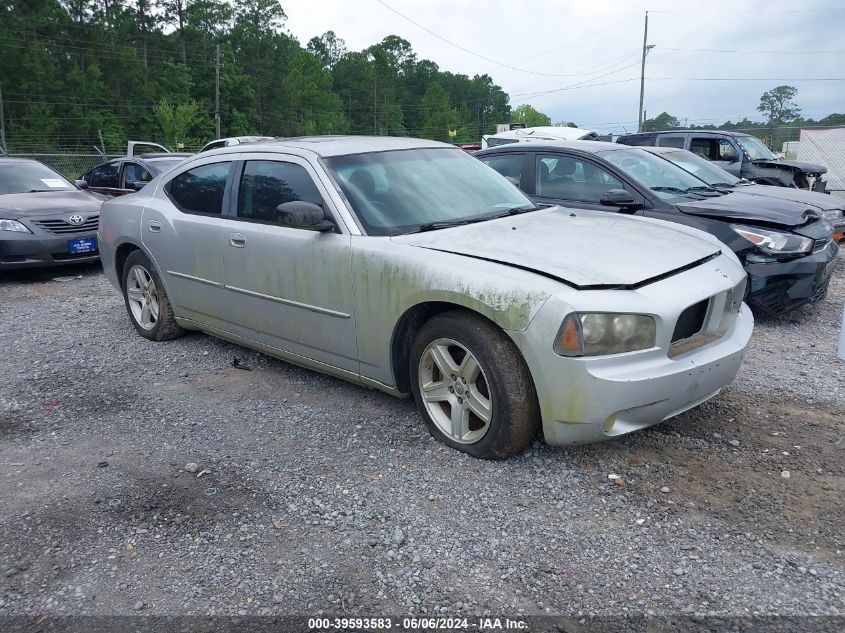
xmin=0 ymin=252 xmax=843 ymax=626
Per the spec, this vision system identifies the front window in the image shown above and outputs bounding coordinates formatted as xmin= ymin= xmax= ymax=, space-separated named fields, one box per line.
xmin=237 ymin=160 xmax=323 ymax=225
xmin=0 ymin=162 xmax=73 ymax=194
xmin=597 ymin=148 xmax=714 ymax=200
xmin=659 ymin=150 xmax=740 ymax=187
xmin=326 ymin=148 xmax=533 ymax=235
xmin=736 ymin=136 xmax=775 ymax=161
xmin=535 ymin=154 xmax=623 ymax=202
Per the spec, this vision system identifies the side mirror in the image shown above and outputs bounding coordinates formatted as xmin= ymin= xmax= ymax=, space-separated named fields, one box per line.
xmin=128 ymin=181 xmax=146 ymax=191
xmin=503 ymin=176 xmax=521 ymax=187
xmin=600 ymin=189 xmax=641 ymax=210
xmin=722 ymin=152 xmax=739 ymax=163
xmin=74 ymin=179 xmax=89 ymax=190
xmin=276 ymin=201 xmax=334 ymax=232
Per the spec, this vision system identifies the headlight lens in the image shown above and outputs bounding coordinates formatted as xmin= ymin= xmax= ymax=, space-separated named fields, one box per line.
xmin=0 ymin=219 xmax=31 ymax=233
xmin=821 ymin=209 xmax=843 ymax=222
xmin=730 ymin=224 xmax=812 ymax=255
xmin=554 ymin=313 xmax=656 ymax=357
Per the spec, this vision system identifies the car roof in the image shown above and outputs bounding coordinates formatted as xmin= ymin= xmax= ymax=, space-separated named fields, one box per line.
xmin=621 ymin=130 xmax=750 ymax=138
xmin=206 ymin=135 xmax=451 ymax=158
xmin=0 ymin=157 xmax=46 ymax=166
xmin=478 ymin=139 xmax=621 ymax=154
xmin=139 ymin=152 xmax=194 ymax=160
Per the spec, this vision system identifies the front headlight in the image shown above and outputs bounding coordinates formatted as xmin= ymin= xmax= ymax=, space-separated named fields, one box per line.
xmin=0 ymin=219 xmax=31 ymax=233
xmin=821 ymin=209 xmax=843 ymax=223
xmin=730 ymin=224 xmax=812 ymax=255
xmin=554 ymin=313 xmax=656 ymax=357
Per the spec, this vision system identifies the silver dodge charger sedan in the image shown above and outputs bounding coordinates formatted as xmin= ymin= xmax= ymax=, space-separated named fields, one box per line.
xmin=98 ymin=136 xmax=753 ymax=459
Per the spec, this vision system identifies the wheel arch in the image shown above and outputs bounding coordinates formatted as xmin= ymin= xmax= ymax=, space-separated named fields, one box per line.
xmin=389 ymin=300 xmax=531 ymax=395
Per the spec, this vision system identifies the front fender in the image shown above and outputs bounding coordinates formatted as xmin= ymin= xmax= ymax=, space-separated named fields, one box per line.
xmin=352 ymin=238 xmax=558 ymax=387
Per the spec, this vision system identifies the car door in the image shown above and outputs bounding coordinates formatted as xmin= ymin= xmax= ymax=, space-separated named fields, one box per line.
xmin=529 ymin=152 xmax=646 ymax=213
xmin=141 ymin=158 xmax=234 ymax=324
xmin=219 ymin=154 xmax=357 ymax=373
xmin=83 ymin=160 xmax=125 ymax=197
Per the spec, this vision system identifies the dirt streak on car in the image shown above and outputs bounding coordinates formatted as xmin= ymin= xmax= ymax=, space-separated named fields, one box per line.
xmin=97 ymin=136 xmax=753 ymax=459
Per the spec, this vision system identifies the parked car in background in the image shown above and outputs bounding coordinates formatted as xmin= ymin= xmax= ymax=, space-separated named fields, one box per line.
xmin=77 ymin=153 xmax=192 ymax=197
xmin=476 ymin=141 xmax=838 ymax=316
xmin=198 ymin=136 xmax=274 ymax=153
xmin=641 ymin=146 xmax=845 ymax=241
xmin=481 ymin=125 xmax=598 ymax=149
xmin=98 ymin=136 xmax=752 ymax=458
xmin=616 ymin=130 xmax=828 ymax=192
xmin=0 ymin=158 xmax=103 ymax=269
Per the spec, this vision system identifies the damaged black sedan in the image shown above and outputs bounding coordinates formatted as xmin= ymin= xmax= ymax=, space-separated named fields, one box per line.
xmin=476 ymin=141 xmax=838 ymax=316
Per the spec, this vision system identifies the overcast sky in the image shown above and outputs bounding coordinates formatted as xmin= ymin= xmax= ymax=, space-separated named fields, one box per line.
xmin=284 ymin=0 xmax=845 ymax=135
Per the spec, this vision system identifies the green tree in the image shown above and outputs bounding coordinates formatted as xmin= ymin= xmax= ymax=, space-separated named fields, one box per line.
xmin=757 ymin=85 xmax=801 ymax=128
xmin=642 ymin=111 xmax=680 ymax=132
xmin=153 ymin=98 xmax=201 ymax=147
xmin=511 ymin=104 xmax=551 ymax=127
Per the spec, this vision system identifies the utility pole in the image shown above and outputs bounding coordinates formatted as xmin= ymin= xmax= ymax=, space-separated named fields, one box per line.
xmin=0 ymin=82 xmax=6 ymax=154
xmin=214 ymin=44 xmax=221 ymax=139
xmin=638 ymin=11 xmax=649 ymax=132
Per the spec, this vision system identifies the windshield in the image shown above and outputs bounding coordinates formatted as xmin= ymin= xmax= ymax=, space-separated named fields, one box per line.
xmin=0 ymin=162 xmax=73 ymax=194
xmin=596 ymin=148 xmax=715 ymax=200
xmin=148 ymin=159 xmax=185 ymax=175
xmin=736 ymin=136 xmax=775 ymax=161
xmin=659 ymin=150 xmax=740 ymax=187
xmin=325 ymin=148 xmax=534 ymax=235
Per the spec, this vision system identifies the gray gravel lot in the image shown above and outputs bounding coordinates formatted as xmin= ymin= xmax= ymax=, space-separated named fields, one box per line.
xmin=0 ymin=252 xmax=843 ymax=623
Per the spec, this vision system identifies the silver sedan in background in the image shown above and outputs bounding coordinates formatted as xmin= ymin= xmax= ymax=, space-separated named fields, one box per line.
xmin=98 ymin=136 xmax=753 ymax=459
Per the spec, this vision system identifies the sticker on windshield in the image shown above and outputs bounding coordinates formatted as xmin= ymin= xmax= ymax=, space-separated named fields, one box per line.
xmin=41 ymin=178 xmax=69 ymax=188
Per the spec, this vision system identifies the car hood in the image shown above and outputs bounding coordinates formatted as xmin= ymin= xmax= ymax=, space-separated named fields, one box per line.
xmin=732 ymin=183 xmax=843 ymax=211
xmin=750 ymin=158 xmax=827 ymax=175
xmin=393 ymin=208 xmax=722 ymax=289
xmin=677 ymin=191 xmax=821 ymax=228
xmin=0 ymin=191 xmax=103 ymax=218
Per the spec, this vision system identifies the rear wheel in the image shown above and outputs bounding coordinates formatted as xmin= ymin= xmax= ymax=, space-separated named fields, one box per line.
xmin=410 ymin=310 xmax=539 ymax=459
xmin=122 ymin=250 xmax=183 ymax=341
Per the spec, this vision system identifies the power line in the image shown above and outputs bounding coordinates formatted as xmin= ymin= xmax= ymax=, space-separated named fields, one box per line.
xmin=372 ymin=0 xmax=617 ymax=78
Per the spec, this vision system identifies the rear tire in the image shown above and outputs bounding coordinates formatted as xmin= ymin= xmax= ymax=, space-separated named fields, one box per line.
xmin=121 ymin=250 xmax=183 ymax=341
xmin=410 ymin=310 xmax=539 ymax=459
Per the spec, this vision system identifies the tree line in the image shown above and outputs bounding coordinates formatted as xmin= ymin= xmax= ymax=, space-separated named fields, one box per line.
xmin=642 ymin=86 xmax=845 ymax=150
xmin=0 ymin=0 xmax=518 ymax=151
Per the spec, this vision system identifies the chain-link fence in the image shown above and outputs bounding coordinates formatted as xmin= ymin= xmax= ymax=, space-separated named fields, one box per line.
xmin=2 ymin=152 xmax=121 ymax=179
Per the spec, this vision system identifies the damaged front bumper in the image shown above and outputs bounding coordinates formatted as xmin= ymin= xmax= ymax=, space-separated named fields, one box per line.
xmin=744 ymin=240 xmax=839 ymax=316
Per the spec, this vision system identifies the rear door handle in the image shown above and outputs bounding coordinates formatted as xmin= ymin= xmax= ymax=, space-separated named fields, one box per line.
xmin=148 ymin=220 xmax=161 ymax=233
xmin=229 ymin=233 xmax=246 ymax=248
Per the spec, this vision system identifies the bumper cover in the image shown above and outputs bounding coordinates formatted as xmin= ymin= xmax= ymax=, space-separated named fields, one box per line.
xmin=745 ymin=241 xmax=838 ymax=316
xmin=0 ymin=231 xmax=99 ymax=269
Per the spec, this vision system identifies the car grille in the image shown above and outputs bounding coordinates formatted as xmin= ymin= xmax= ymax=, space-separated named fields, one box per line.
xmin=32 ymin=215 xmax=99 ymax=234
xmin=671 ymin=299 xmax=708 ymax=342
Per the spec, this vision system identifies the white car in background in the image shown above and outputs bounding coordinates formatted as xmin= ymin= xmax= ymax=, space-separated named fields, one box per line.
xmin=198 ymin=136 xmax=275 ymax=153
xmin=481 ymin=125 xmax=598 ymax=149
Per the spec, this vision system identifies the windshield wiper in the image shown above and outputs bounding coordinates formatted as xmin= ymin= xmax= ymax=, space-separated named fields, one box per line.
xmin=29 ymin=188 xmax=61 ymax=193
xmin=416 ymin=206 xmax=538 ymax=232
xmin=711 ymin=182 xmax=736 ymax=188
xmin=650 ymin=186 xmax=688 ymax=194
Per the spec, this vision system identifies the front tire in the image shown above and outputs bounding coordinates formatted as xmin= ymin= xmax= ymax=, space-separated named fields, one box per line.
xmin=122 ymin=250 xmax=183 ymax=341
xmin=410 ymin=310 xmax=539 ymax=459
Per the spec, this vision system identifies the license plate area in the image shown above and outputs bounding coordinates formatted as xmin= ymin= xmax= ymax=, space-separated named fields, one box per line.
xmin=68 ymin=237 xmax=97 ymax=254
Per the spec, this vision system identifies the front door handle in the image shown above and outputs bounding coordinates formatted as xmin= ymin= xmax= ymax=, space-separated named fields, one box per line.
xmin=148 ymin=220 xmax=161 ymax=233
xmin=229 ymin=233 xmax=247 ymax=248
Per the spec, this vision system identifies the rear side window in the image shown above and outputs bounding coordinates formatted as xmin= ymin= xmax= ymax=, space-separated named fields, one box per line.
xmin=237 ymin=160 xmax=323 ymax=224
xmin=690 ymin=138 xmax=720 ymax=160
xmin=86 ymin=162 xmax=119 ymax=188
xmin=166 ymin=162 xmax=231 ymax=215
xmin=657 ymin=136 xmax=685 ymax=149
xmin=478 ymin=154 xmax=524 ymax=182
